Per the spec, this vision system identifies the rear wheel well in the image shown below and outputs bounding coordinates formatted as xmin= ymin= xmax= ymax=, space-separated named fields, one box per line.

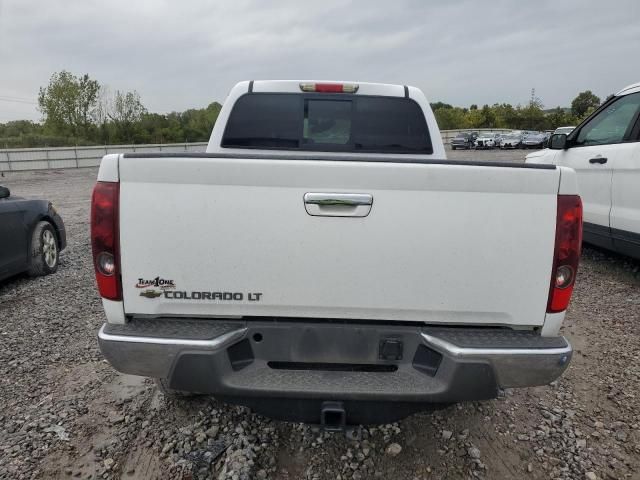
xmin=39 ymin=215 xmax=62 ymax=248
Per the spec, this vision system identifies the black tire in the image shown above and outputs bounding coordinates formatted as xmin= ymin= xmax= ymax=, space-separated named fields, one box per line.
xmin=451 ymin=146 xmax=456 ymax=150
xmin=27 ymin=221 xmax=59 ymax=276
xmin=154 ymin=378 xmax=196 ymax=399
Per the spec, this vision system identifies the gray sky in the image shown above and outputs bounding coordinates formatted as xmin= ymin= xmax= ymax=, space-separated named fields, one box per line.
xmin=1 ymin=0 xmax=638 ymax=122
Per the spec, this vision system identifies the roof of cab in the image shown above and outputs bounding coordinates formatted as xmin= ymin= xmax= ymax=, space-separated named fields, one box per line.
xmin=247 ymin=80 xmax=408 ymax=97
xmin=616 ymin=82 xmax=640 ymax=96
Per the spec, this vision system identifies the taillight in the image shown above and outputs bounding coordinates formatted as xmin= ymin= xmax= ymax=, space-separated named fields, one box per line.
xmin=90 ymin=181 xmax=121 ymax=300
xmin=299 ymin=83 xmax=359 ymax=93
xmin=547 ymin=195 xmax=583 ymax=313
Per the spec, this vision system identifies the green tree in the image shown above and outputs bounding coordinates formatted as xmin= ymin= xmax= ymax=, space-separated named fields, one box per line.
xmin=479 ymin=105 xmax=496 ymax=127
xmin=571 ymin=90 xmax=600 ymax=118
xmin=433 ymin=106 xmax=469 ymax=130
xmin=430 ymin=102 xmax=453 ymax=111
xmin=546 ymin=107 xmax=576 ymax=129
xmin=465 ymin=108 xmax=485 ymax=128
xmin=37 ymin=71 xmax=100 ymax=139
xmin=492 ymin=103 xmax=518 ymax=129
xmin=180 ymin=102 xmax=222 ymax=142
xmin=518 ymin=92 xmax=546 ymax=130
xmin=108 ymin=90 xmax=147 ymax=142
xmin=15 ymin=71 xmax=613 ymax=148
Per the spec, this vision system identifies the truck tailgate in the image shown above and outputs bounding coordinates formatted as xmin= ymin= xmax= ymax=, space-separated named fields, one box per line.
xmin=118 ymin=155 xmax=559 ymax=327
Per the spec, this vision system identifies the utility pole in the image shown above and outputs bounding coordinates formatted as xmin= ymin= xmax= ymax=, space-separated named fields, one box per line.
xmin=529 ymin=88 xmax=536 ymax=130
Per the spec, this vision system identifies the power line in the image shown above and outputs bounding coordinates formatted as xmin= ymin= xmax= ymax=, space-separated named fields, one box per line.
xmin=0 ymin=94 xmax=36 ymax=101
xmin=0 ymin=96 xmax=38 ymax=105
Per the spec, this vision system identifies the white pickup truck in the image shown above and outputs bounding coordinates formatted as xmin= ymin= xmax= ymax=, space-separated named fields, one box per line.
xmin=93 ymin=81 xmax=582 ymax=427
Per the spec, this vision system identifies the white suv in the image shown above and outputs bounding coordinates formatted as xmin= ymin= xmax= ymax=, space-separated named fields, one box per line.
xmin=527 ymin=82 xmax=640 ymax=259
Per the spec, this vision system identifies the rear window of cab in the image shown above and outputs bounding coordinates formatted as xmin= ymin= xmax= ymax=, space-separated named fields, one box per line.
xmin=221 ymin=93 xmax=433 ymax=154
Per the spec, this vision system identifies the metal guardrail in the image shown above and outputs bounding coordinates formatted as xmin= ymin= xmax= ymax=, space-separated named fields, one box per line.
xmin=439 ymin=128 xmax=513 ymax=143
xmin=0 ymin=142 xmax=208 ymax=172
xmin=0 ymin=130 xmax=515 ymax=172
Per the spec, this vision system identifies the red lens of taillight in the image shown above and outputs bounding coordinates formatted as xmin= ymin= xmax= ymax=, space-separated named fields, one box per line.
xmin=90 ymin=181 xmax=121 ymax=300
xmin=547 ymin=195 xmax=583 ymax=313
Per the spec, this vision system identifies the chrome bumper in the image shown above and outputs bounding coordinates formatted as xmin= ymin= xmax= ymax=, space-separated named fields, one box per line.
xmin=421 ymin=332 xmax=571 ymax=388
xmin=98 ymin=320 xmax=572 ymax=394
xmin=98 ymin=323 xmax=247 ymax=379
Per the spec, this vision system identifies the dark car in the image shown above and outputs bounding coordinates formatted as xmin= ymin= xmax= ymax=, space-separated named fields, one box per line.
xmin=450 ymin=132 xmax=477 ymax=150
xmin=0 ymin=185 xmax=66 ymax=282
xmin=521 ymin=132 xmax=549 ymax=149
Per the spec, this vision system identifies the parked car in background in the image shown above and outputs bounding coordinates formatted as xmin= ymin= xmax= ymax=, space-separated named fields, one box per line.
xmin=499 ymin=133 xmax=522 ymax=149
xmin=554 ymin=126 xmax=576 ymax=136
xmin=474 ymin=132 xmax=500 ymax=149
xmin=0 ymin=185 xmax=66 ymax=282
xmin=450 ymin=132 xmax=476 ymax=150
xmin=522 ymin=132 xmax=549 ymax=149
xmin=527 ymin=81 xmax=640 ymax=259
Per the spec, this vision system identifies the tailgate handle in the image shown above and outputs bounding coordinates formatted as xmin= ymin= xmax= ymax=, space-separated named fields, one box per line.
xmin=303 ymin=193 xmax=373 ymax=217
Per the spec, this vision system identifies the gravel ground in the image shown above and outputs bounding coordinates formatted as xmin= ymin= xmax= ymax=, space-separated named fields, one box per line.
xmin=0 ymin=149 xmax=639 ymax=480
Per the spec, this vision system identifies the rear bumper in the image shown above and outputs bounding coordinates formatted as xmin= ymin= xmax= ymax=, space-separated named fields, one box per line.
xmin=99 ymin=320 xmax=571 ymax=409
xmin=421 ymin=331 xmax=571 ymax=388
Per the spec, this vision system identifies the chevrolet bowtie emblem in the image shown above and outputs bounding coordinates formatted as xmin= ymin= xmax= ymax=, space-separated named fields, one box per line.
xmin=140 ymin=289 xmax=162 ymax=299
